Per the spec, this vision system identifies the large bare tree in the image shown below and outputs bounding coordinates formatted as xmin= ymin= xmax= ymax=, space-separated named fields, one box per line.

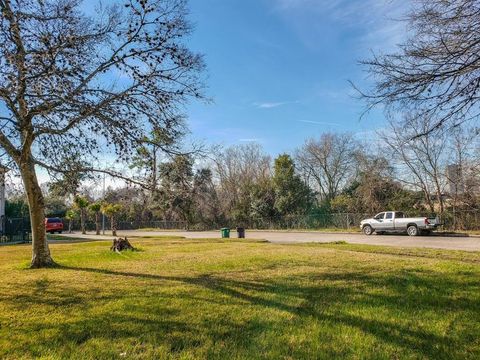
xmin=296 ymin=133 xmax=359 ymax=202
xmin=446 ymin=125 xmax=480 ymax=210
xmin=379 ymin=115 xmax=449 ymax=213
xmin=0 ymin=0 xmax=204 ymax=267
xmin=213 ymin=143 xmax=271 ymax=216
xmin=359 ymin=0 xmax=480 ymax=134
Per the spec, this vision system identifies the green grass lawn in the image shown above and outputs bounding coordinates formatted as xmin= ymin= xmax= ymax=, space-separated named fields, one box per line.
xmin=0 ymin=237 xmax=479 ymax=359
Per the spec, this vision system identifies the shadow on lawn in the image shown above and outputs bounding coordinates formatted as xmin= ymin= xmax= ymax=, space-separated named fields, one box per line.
xmin=53 ymin=266 xmax=477 ymax=356
xmin=4 ymin=264 xmax=479 ymax=358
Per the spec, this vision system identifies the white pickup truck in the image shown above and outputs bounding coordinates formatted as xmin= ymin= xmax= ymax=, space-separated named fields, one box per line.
xmin=360 ymin=211 xmax=440 ymax=236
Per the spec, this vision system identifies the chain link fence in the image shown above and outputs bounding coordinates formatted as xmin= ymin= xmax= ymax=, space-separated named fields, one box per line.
xmin=63 ymin=219 xmax=188 ymax=233
xmin=62 ymin=214 xmax=372 ymax=232
xmin=1 ymin=217 xmax=31 ymax=244
xmin=64 ymin=211 xmax=480 ymax=232
xmin=439 ymin=210 xmax=480 ymax=231
xmin=2 ymin=210 xmax=479 ymax=242
xmin=134 ymin=211 xmax=479 ymax=232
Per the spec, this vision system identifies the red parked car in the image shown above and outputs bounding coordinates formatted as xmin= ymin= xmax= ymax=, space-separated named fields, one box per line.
xmin=45 ymin=217 xmax=64 ymax=234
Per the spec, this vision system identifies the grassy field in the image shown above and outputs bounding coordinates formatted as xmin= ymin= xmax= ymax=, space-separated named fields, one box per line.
xmin=0 ymin=237 xmax=479 ymax=359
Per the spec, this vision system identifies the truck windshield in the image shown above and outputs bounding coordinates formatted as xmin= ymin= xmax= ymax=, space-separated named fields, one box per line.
xmin=374 ymin=213 xmax=385 ymax=220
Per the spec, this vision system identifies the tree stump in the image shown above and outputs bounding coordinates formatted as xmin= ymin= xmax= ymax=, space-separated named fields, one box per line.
xmin=111 ymin=237 xmax=135 ymax=252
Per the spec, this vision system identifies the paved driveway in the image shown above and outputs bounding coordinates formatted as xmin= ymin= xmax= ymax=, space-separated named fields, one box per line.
xmin=59 ymin=230 xmax=480 ymax=251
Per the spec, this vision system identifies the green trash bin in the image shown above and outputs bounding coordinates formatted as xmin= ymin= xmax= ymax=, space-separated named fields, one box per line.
xmin=221 ymin=228 xmax=230 ymax=238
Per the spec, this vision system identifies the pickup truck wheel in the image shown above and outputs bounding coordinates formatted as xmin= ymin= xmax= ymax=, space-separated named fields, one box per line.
xmin=407 ymin=225 xmax=418 ymax=236
xmin=363 ymin=225 xmax=373 ymax=235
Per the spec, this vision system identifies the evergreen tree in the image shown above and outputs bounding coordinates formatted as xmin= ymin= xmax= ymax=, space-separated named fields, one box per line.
xmin=273 ymin=155 xmax=313 ymax=216
xmin=157 ymin=155 xmax=195 ymax=224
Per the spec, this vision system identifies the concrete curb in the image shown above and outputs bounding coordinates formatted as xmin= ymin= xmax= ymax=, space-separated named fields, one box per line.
xmin=60 ymin=230 xmax=480 ymax=238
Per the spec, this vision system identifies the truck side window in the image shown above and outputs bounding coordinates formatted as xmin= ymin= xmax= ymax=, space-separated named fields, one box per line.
xmin=375 ymin=213 xmax=385 ymax=220
xmin=396 ymin=212 xmax=404 ymax=218
xmin=385 ymin=212 xmax=393 ymax=219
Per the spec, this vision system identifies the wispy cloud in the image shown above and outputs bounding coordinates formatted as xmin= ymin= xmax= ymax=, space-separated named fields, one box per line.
xmin=256 ymin=102 xmax=286 ymax=109
xmin=315 ymin=87 xmax=357 ymax=103
xmin=297 ymin=120 xmax=342 ymax=127
xmin=271 ymin=0 xmax=408 ymax=52
xmin=273 ymin=0 xmax=405 ymax=25
xmin=253 ymin=100 xmax=300 ymax=109
xmin=253 ymin=101 xmax=295 ymax=109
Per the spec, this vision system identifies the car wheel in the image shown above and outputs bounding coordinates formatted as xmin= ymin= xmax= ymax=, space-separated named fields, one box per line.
xmin=363 ymin=225 xmax=373 ymax=235
xmin=58 ymin=231 xmax=62 ymax=234
xmin=407 ymin=225 xmax=418 ymax=236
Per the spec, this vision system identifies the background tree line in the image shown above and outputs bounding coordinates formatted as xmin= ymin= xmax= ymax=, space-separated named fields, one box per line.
xmin=7 ymin=123 xmax=480 ymax=230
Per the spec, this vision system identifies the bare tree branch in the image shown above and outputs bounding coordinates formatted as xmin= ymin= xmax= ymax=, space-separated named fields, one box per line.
xmin=356 ymin=0 xmax=480 ymax=135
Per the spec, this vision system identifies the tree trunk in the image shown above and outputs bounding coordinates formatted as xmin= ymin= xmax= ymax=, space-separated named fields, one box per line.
xmin=111 ymin=216 xmax=117 ymax=236
xmin=68 ymin=220 xmax=73 ymax=233
xmin=80 ymin=209 xmax=86 ymax=234
xmin=19 ymin=162 xmax=55 ymax=268
xmin=433 ymin=175 xmax=444 ymax=214
xmin=421 ymin=187 xmax=435 ymax=213
xmin=95 ymin=212 xmax=100 ymax=235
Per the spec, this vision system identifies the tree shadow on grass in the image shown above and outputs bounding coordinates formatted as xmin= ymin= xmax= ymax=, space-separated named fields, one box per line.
xmin=58 ymin=266 xmax=480 ymax=355
xmin=3 ymin=289 xmax=271 ymax=358
xmin=2 ymin=264 xmax=479 ymax=359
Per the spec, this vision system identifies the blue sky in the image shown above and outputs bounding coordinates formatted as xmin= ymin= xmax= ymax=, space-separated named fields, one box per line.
xmin=185 ymin=0 xmax=407 ymax=154
xmin=3 ymin=0 xmax=409 ymax=186
xmin=2 ymin=0 xmax=408 ymax=160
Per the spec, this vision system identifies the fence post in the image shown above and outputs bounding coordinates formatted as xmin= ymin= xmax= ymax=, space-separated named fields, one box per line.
xmin=22 ymin=217 xmax=26 ymax=242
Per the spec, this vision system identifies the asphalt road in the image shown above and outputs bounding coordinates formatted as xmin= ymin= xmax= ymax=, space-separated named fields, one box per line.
xmin=59 ymin=230 xmax=480 ymax=252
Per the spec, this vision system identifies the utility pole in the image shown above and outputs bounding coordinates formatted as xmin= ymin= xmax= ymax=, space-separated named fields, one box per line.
xmin=102 ymin=170 xmax=106 ymax=235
